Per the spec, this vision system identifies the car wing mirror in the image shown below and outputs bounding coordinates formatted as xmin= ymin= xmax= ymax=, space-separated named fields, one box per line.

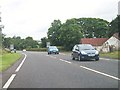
xmin=75 ymin=49 xmax=79 ymax=51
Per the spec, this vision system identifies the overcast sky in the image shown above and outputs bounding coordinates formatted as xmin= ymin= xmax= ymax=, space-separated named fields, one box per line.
xmin=1 ymin=0 xmax=119 ymax=40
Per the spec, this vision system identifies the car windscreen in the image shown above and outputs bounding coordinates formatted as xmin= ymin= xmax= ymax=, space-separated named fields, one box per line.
xmin=49 ymin=46 xmax=57 ymax=49
xmin=78 ymin=45 xmax=95 ymax=50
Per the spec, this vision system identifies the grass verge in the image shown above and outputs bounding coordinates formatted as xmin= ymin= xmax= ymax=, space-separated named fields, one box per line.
xmin=0 ymin=53 xmax=21 ymax=72
xmin=100 ymin=51 xmax=120 ymax=60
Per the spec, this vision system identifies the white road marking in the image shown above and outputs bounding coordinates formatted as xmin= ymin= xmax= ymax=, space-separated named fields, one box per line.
xmin=59 ymin=59 xmax=72 ymax=64
xmin=3 ymin=74 xmax=16 ymax=88
xmin=60 ymin=53 xmax=66 ymax=55
xmin=100 ymin=58 xmax=118 ymax=61
xmin=46 ymin=55 xmax=49 ymax=57
xmin=15 ymin=53 xmax=27 ymax=72
xmin=49 ymin=56 xmax=57 ymax=59
xmin=80 ymin=65 xmax=120 ymax=81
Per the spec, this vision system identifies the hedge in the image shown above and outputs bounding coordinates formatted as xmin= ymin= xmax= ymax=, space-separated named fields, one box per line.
xmin=26 ymin=48 xmax=47 ymax=51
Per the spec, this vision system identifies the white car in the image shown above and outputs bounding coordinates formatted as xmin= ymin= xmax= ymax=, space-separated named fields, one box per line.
xmin=23 ymin=49 xmax=26 ymax=52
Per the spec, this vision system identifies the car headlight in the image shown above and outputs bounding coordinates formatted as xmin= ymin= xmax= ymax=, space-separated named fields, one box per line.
xmin=81 ymin=51 xmax=87 ymax=55
xmin=95 ymin=51 xmax=99 ymax=54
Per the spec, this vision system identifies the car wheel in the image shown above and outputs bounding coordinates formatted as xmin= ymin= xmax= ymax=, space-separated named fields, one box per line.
xmin=71 ymin=55 xmax=75 ymax=60
xmin=95 ymin=58 xmax=99 ymax=61
xmin=72 ymin=57 xmax=75 ymax=60
xmin=71 ymin=54 xmax=75 ymax=60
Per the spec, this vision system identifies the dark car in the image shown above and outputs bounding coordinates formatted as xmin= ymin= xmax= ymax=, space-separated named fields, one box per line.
xmin=48 ymin=46 xmax=59 ymax=54
xmin=71 ymin=44 xmax=99 ymax=61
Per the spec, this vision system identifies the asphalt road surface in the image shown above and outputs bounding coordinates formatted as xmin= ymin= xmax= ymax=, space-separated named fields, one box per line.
xmin=1 ymin=51 xmax=120 ymax=89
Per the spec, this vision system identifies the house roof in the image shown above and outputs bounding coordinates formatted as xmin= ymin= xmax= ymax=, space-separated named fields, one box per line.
xmin=80 ymin=38 xmax=108 ymax=46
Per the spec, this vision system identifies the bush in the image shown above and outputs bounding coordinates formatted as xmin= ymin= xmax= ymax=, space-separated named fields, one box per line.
xmin=57 ymin=46 xmax=69 ymax=52
xmin=26 ymin=48 xmax=47 ymax=51
xmin=57 ymin=46 xmax=63 ymax=51
xmin=1 ymin=48 xmax=11 ymax=55
xmin=26 ymin=46 xmax=70 ymax=52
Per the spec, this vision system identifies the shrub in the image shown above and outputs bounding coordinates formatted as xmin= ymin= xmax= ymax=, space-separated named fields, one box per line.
xmin=57 ymin=46 xmax=68 ymax=51
xmin=26 ymin=48 xmax=47 ymax=51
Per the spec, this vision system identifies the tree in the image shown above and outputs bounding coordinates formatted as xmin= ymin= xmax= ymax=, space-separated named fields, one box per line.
xmin=47 ymin=19 xmax=62 ymax=46
xmin=3 ymin=37 xmax=13 ymax=48
xmin=47 ymin=18 xmax=110 ymax=50
xmin=108 ymin=15 xmax=119 ymax=37
xmin=26 ymin=36 xmax=33 ymax=40
xmin=0 ymin=33 xmax=5 ymax=48
xmin=24 ymin=37 xmax=38 ymax=49
xmin=3 ymin=36 xmax=39 ymax=50
xmin=41 ymin=37 xmax=48 ymax=48
xmin=59 ymin=18 xmax=83 ymax=50
xmin=77 ymin=18 xmax=109 ymax=38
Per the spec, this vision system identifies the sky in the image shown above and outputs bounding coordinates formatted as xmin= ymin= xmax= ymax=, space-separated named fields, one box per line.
xmin=0 ymin=0 xmax=119 ymax=40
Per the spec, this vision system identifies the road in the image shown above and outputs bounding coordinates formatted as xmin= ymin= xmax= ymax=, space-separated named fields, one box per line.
xmin=1 ymin=51 xmax=120 ymax=89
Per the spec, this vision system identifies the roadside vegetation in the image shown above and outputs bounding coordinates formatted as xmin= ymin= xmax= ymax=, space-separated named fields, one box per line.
xmin=0 ymin=49 xmax=21 ymax=72
xmin=100 ymin=51 xmax=120 ymax=60
xmin=2 ymin=16 xmax=119 ymax=51
xmin=1 ymin=16 xmax=119 ymax=62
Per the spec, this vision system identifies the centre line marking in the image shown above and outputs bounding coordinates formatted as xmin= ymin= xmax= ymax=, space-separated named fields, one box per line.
xmin=100 ymin=58 xmax=118 ymax=61
xmin=80 ymin=65 xmax=120 ymax=81
xmin=60 ymin=53 xmax=66 ymax=55
xmin=50 ymin=56 xmax=56 ymax=59
xmin=15 ymin=53 xmax=27 ymax=72
xmin=59 ymin=59 xmax=72 ymax=64
xmin=3 ymin=74 xmax=16 ymax=88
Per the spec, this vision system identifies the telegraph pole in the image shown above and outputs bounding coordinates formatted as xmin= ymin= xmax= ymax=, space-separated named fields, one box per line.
xmin=118 ymin=1 xmax=120 ymax=15
xmin=0 ymin=6 xmax=4 ymax=32
xmin=0 ymin=6 xmax=4 ymax=49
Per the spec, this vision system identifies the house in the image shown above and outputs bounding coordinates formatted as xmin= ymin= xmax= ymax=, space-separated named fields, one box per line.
xmin=101 ymin=33 xmax=120 ymax=52
xmin=80 ymin=38 xmax=108 ymax=52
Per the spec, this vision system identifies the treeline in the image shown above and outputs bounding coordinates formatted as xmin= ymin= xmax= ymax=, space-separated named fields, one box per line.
xmin=2 ymin=16 xmax=119 ymax=51
xmin=2 ymin=36 xmax=40 ymax=50
xmin=42 ymin=16 xmax=119 ymax=50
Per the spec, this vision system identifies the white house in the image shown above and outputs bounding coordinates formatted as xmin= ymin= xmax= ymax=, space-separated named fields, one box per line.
xmin=102 ymin=33 xmax=120 ymax=52
xmin=80 ymin=38 xmax=108 ymax=52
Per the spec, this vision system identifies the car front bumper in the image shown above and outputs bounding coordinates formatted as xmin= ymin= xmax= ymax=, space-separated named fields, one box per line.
xmin=48 ymin=51 xmax=59 ymax=54
xmin=80 ymin=54 xmax=99 ymax=60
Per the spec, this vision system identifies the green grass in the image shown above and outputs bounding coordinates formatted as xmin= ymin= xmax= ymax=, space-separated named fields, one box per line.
xmin=61 ymin=50 xmax=120 ymax=60
xmin=0 ymin=53 xmax=21 ymax=72
xmin=100 ymin=51 xmax=120 ymax=60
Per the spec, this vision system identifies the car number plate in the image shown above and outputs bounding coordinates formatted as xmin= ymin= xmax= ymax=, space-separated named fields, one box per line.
xmin=88 ymin=54 xmax=95 ymax=56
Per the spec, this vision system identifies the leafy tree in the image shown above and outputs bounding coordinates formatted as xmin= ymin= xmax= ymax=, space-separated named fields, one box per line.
xmin=3 ymin=37 xmax=13 ymax=48
xmin=0 ymin=33 xmax=5 ymax=48
xmin=77 ymin=18 xmax=109 ymax=38
xmin=3 ymin=36 xmax=39 ymax=50
xmin=41 ymin=37 xmax=48 ymax=48
xmin=108 ymin=15 xmax=119 ymax=37
xmin=24 ymin=36 xmax=38 ymax=49
xmin=47 ymin=18 xmax=109 ymax=50
xmin=47 ymin=19 xmax=62 ymax=46
xmin=26 ymin=36 xmax=33 ymax=40
xmin=59 ymin=18 xmax=83 ymax=50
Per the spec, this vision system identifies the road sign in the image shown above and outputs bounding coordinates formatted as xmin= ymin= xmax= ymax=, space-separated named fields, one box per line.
xmin=10 ymin=44 xmax=14 ymax=50
xmin=46 ymin=42 xmax=50 ymax=47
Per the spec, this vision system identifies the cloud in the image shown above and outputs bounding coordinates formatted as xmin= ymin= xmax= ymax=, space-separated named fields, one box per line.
xmin=1 ymin=0 xmax=119 ymax=40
